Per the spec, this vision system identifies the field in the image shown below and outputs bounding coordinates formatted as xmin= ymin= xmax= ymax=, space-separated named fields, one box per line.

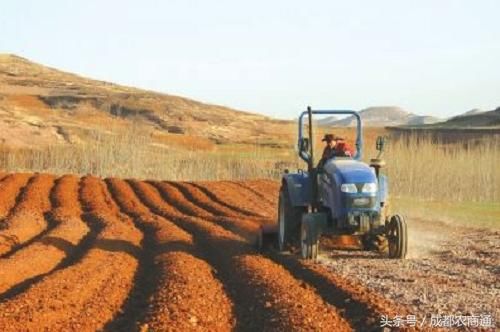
xmin=0 ymin=172 xmax=497 ymax=331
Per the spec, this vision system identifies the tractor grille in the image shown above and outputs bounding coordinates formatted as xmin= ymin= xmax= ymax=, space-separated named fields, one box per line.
xmin=345 ymin=196 xmax=377 ymax=209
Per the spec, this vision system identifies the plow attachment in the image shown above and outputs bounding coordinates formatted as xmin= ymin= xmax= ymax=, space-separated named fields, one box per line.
xmin=257 ymin=224 xmax=278 ymax=250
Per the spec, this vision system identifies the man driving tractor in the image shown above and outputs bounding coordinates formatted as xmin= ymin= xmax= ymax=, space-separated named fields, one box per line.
xmin=319 ymin=134 xmax=354 ymax=166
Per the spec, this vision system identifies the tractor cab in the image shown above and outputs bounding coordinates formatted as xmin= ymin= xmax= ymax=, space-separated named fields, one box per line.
xmin=258 ymin=106 xmax=408 ymax=261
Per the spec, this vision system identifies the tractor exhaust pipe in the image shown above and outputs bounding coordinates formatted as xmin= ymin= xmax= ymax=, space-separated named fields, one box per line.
xmin=307 ymin=106 xmax=318 ymax=212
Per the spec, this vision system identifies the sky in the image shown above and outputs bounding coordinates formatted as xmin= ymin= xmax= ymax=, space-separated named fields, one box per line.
xmin=1 ymin=0 xmax=499 ymax=119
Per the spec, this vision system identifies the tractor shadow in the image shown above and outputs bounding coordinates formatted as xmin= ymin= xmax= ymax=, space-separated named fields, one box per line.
xmin=323 ymin=250 xmax=387 ymax=260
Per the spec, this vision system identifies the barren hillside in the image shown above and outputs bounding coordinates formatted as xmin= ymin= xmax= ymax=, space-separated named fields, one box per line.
xmin=317 ymin=106 xmax=441 ymax=127
xmin=0 ymin=54 xmax=293 ymax=149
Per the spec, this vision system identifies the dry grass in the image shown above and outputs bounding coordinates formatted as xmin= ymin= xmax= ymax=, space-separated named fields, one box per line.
xmin=0 ymin=127 xmax=299 ymax=181
xmin=384 ymin=135 xmax=500 ymax=202
xmin=0 ymin=126 xmax=498 ymax=204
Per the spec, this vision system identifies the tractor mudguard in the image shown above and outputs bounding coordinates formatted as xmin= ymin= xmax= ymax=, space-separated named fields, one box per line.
xmin=282 ymin=172 xmax=311 ymax=207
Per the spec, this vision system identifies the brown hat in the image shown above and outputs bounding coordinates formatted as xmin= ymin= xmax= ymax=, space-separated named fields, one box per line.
xmin=322 ymin=134 xmax=335 ymax=142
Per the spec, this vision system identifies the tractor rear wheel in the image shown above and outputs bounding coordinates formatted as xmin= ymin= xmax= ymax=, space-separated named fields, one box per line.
xmin=300 ymin=221 xmax=318 ymax=260
xmin=387 ymin=215 xmax=408 ymax=259
xmin=278 ymin=186 xmax=303 ymax=251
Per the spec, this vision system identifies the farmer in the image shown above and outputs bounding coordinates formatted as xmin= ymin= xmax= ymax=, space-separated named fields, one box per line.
xmin=319 ymin=134 xmax=354 ymax=166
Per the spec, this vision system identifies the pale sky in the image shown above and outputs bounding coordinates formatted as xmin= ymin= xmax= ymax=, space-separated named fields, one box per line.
xmin=1 ymin=0 xmax=499 ymax=119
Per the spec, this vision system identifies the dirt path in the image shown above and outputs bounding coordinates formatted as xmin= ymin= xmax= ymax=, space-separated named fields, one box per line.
xmin=320 ymin=217 xmax=500 ymax=328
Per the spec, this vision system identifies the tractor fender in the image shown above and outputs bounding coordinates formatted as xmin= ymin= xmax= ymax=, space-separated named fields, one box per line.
xmin=281 ymin=172 xmax=311 ymax=207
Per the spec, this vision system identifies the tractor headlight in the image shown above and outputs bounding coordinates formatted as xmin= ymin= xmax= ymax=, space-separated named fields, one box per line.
xmin=361 ymin=182 xmax=377 ymax=193
xmin=341 ymin=183 xmax=357 ymax=193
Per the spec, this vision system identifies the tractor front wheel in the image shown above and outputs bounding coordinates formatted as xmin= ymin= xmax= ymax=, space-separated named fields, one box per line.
xmin=363 ymin=234 xmax=388 ymax=253
xmin=278 ymin=186 xmax=303 ymax=251
xmin=300 ymin=221 xmax=319 ymax=260
xmin=387 ymin=215 xmax=408 ymax=259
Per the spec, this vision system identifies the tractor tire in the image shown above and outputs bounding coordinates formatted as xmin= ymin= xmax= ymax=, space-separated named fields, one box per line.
xmin=277 ymin=186 xmax=303 ymax=251
xmin=387 ymin=215 xmax=408 ymax=259
xmin=300 ymin=221 xmax=319 ymax=260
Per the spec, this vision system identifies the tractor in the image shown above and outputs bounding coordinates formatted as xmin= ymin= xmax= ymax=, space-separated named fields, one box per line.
xmin=259 ymin=107 xmax=408 ymax=260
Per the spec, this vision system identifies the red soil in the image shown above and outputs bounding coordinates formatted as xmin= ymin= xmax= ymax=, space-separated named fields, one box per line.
xmin=0 ymin=174 xmax=416 ymax=331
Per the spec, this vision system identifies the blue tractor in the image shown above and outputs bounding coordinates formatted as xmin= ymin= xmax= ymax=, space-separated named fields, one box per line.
xmin=260 ymin=107 xmax=408 ymax=260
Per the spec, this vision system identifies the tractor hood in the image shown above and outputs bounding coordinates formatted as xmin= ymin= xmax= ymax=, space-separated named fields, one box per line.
xmin=324 ymin=159 xmax=377 ymax=184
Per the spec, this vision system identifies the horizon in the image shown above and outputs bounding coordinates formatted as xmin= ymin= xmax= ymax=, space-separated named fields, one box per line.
xmin=1 ymin=1 xmax=499 ymax=119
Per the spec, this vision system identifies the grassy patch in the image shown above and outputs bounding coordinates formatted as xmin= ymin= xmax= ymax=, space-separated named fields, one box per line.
xmin=393 ymin=196 xmax=500 ymax=229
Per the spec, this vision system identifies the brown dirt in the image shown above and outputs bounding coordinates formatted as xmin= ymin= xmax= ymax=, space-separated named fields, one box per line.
xmin=0 ymin=175 xmax=89 ymax=296
xmin=105 ymin=178 xmax=235 ymax=331
xmin=152 ymin=181 xmax=264 ymax=243
xmin=0 ymin=173 xmax=32 ymax=220
xmin=200 ymin=180 xmax=278 ymax=220
xmin=0 ymin=176 xmax=142 ymax=331
xmin=130 ymin=179 xmax=351 ymax=331
xmin=169 ymin=181 xmax=248 ymax=217
xmin=0 ymin=173 xmax=55 ymax=256
xmin=237 ymin=179 xmax=281 ymax=205
xmin=0 ymin=174 xmax=492 ymax=331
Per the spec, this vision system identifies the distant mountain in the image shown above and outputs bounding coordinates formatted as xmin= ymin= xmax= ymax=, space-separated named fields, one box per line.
xmin=314 ymin=115 xmax=337 ymax=125
xmin=437 ymin=107 xmax=500 ymax=128
xmin=317 ymin=107 xmax=441 ymax=127
xmin=460 ymin=109 xmax=485 ymax=117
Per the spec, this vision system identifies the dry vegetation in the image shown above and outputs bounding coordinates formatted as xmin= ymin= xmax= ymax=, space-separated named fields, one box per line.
xmin=0 ymin=125 xmax=498 ymax=204
xmin=385 ymin=135 xmax=500 ymax=202
xmin=0 ymin=126 xmax=297 ymax=181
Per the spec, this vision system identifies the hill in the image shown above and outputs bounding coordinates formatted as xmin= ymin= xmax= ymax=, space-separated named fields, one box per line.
xmin=441 ymin=107 xmax=500 ymax=128
xmin=317 ymin=107 xmax=440 ymax=127
xmin=393 ymin=107 xmax=500 ymax=130
xmin=0 ymin=54 xmax=292 ymax=149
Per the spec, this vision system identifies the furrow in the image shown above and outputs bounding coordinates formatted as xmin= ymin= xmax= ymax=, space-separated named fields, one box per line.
xmin=241 ymin=179 xmax=280 ymax=203
xmin=211 ymin=180 xmax=276 ymax=216
xmin=153 ymin=181 xmax=265 ymax=243
xmin=0 ymin=175 xmax=89 ymax=297
xmin=0 ymin=173 xmax=32 ymax=221
xmin=229 ymin=180 xmax=277 ymax=207
xmin=151 ymin=181 xmax=213 ymax=218
xmin=189 ymin=181 xmax=264 ymax=217
xmin=0 ymin=173 xmax=55 ymax=256
xmin=168 ymin=181 xmax=246 ymax=217
xmin=105 ymin=178 xmax=235 ymax=331
xmin=0 ymin=176 xmax=142 ymax=331
xmin=131 ymin=180 xmax=351 ymax=331
xmin=187 ymin=180 xmax=407 ymax=331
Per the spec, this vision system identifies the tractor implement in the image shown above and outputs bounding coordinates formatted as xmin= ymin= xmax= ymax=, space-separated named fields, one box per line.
xmin=258 ymin=106 xmax=408 ymax=260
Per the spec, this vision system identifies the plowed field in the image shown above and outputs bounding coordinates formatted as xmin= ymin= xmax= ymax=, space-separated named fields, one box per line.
xmin=0 ymin=174 xmax=497 ymax=331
